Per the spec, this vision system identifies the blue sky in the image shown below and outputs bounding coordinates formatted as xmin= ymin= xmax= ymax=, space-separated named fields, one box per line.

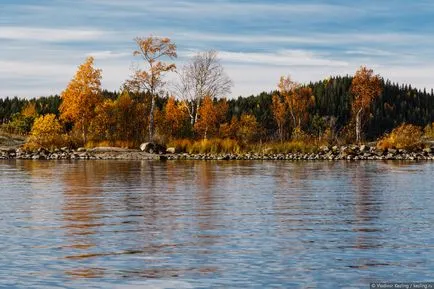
xmin=1 ymin=0 xmax=434 ymax=98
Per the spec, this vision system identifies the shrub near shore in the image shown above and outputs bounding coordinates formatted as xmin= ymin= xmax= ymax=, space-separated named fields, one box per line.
xmin=377 ymin=123 xmax=424 ymax=150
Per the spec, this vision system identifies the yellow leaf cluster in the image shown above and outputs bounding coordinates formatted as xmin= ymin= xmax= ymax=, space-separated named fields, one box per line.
xmin=194 ymin=96 xmax=228 ymax=139
xmin=278 ymin=75 xmax=314 ymax=130
xmin=377 ymin=123 xmax=423 ymax=150
xmin=237 ymin=114 xmax=259 ymax=143
xmin=27 ymin=114 xmax=63 ymax=148
xmin=271 ymin=94 xmax=286 ymax=141
xmin=351 ymin=66 xmax=382 ymax=113
xmin=60 ymin=57 xmax=102 ymax=129
xmin=21 ymin=102 xmax=38 ymax=118
xmin=163 ymin=97 xmax=189 ymax=139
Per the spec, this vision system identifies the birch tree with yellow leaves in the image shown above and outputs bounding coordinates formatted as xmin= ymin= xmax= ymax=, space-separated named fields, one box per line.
xmin=125 ymin=36 xmax=177 ymax=142
xmin=350 ymin=66 xmax=382 ymax=143
xmin=59 ymin=56 xmax=102 ymax=144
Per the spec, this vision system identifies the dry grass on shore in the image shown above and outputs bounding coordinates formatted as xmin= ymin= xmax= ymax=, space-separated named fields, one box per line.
xmin=168 ymin=138 xmax=322 ymax=154
xmin=0 ymin=131 xmax=26 ymax=148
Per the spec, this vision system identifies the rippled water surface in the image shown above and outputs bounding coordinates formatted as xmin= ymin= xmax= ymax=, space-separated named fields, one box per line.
xmin=0 ymin=160 xmax=433 ymax=288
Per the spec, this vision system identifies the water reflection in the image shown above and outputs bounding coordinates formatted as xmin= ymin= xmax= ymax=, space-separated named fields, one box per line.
xmin=1 ymin=160 xmax=433 ymax=288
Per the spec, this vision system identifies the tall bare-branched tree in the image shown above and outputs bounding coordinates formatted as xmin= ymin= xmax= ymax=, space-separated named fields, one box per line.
xmin=125 ymin=36 xmax=177 ymax=142
xmin=173 ymin=50 xmax=232 ymax=126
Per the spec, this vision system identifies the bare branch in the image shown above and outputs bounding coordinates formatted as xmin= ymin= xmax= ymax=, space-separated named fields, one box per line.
xmin=171 ymin=50 xmax=232 ymax=126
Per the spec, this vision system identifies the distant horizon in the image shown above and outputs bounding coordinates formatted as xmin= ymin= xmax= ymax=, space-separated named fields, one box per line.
xmin=2 ymin=0 xmax=434 ymax=98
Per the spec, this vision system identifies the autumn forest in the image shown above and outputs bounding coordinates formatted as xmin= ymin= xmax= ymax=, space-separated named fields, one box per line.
xmin=1 ymin=36 xmax=434 ymax=153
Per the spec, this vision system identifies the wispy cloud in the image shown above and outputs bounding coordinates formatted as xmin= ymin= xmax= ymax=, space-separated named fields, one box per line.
xmin=84 ymin=0 xmax=351 ymax=16
xmin=178 ymin=31 xmax=434 ymax=47
xmin=86 ymin=50 xmax=130 ymax=60
xmin=2 ymin=0 xmax=434 ymax=98
xmin=0 ymin=60 xmax=74 ymax=77
xmin=218 ymin=50 xmax=348 ymax=67
xmin=345 ymin=48 xmax=396 ymax=57
xmin=0 ymin=27 xmax=110 ymax=42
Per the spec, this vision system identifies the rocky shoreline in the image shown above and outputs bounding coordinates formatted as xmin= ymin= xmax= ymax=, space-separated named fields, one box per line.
xmin=1 ymin=144 xmax=434 ymax=161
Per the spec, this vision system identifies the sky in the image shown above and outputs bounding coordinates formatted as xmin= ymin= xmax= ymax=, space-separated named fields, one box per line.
xmin=1 ymin=0 xmax=434 ymax=98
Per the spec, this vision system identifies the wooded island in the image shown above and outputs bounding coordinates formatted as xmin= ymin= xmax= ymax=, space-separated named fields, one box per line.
xmin=1 ymin=36 xmax=433 ymax=155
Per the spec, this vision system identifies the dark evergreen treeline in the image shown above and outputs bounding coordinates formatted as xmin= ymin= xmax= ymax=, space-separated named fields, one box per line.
xmin=227 ymin=76 xmax=434 ymax=140
xmin=1 ymin=77 xmax=433 ymax=140
xmin=0 ymin=95 xmax=61 ymax=124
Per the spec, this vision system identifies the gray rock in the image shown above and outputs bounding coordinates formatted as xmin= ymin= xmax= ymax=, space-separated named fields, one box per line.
xmin=374 ymin=149 xmax=385 ymax=156
xmin=387 ymin=148 xmax=397 ymax=154
xmin=166 ymin=147 xmax=176 ymax=154
xmin=32 ymin=154 xmax=43 ymax=160
xmin=79 ymin=153 xmax=88 ymax=159
xmin=360 ymin=144 xmax=369 ymax=152
xmin=140 ymin=142 xmax=153 ymax=152
xmin=140 ymin=142 xmax=166 ymax=154
xmin=350 ymin=145 xmax=359 ymax=152
xmin=320 ymin=145 xmax=330 ymax=152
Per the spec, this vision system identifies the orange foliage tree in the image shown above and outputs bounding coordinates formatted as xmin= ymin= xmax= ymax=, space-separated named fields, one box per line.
xmin=194 ymin=96 xmax=228 ymax=139
xmin=236 ymin=114 xmax=259 ymax=144
xmin=162 ymin=96 xmax=190 ymax=139
xmin=278 ymin=76 xmax=297 ymax=129
xmin=219 ymin=116 xmax=239 ymax=139
xmin=21 ymin=102 xmax=38 ymax=119
xmin=60 ymin=56 xmax=102 ymax=144
xmin=92 ymin=98 xmax=117 ymax=142
xmin=278 ymin=75 xmax=314 ymax=133
xmin=91 ymin=91 xmax=146 ymax=146
xmin=293 ymin=86 xmax=315 ymax=129
xmin=115 ymin=91 xmax=147 ymax=143
xmin=271 ymin=94 xmax=286 ymax=142
xmin=351 ymin=66 xmax=382 ymax=143
xmin=125 ymin=36 xmax=177 ymax=142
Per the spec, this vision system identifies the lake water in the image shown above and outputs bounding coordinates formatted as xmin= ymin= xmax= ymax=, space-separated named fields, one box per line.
xmin=0 ymin=160 xmax=433 ymax=288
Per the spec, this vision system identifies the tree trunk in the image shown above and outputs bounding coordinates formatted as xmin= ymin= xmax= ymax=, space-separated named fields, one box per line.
xmin=279 ymin=124 xmax=283 ymax=143
xmin=149 ymin=95 xmax=155 ymax=142
xmin=194 ymin=98 xmax=201 ymax=125
xmin=289 ymin=106 xmax=296 ymax=129
xmin=355 ymin=108 xmax=362 ymax=144
xmin=82 ymin=120 xmax=87 ymax=145
xmin=190 ymin=102 xmax=195 ymax=126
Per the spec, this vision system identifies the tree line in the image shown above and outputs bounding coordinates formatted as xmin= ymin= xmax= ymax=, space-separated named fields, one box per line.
xmin=1 ymin=36 xmax=433 ymax=150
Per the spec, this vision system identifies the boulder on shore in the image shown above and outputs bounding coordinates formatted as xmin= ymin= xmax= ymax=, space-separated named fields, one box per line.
xmin=140 ymin=142 xmax=167 ymax=154
xmin=166 ymin=147 xmax=176 ymax=154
